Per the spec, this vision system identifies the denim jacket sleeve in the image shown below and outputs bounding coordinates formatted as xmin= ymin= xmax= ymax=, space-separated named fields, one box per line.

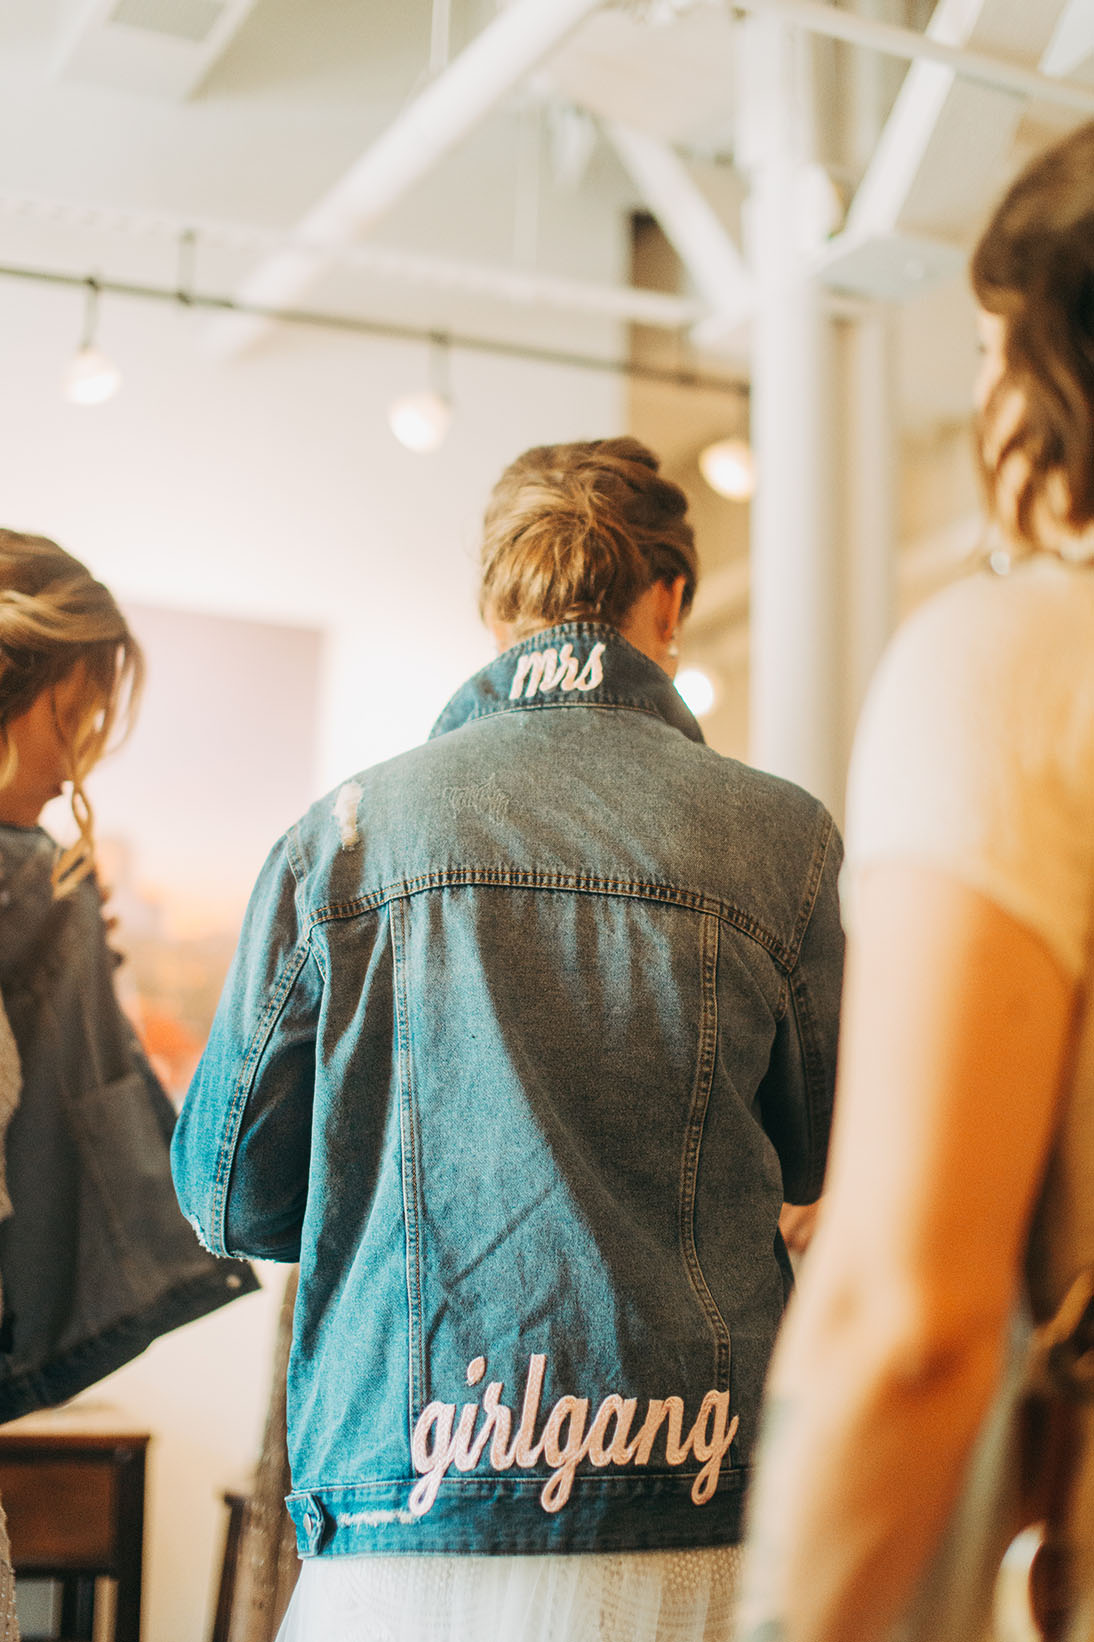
xmin=756 ymin=812 xmax=844 ymax=1205
xmin=170 ymin=830 xmax=321 ymax=1262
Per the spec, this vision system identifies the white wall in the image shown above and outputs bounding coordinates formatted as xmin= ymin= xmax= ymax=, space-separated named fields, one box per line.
xmin=0 ymin=278 xmax=625 ymax=779
xmin=0 ymin=275 xmax=623 ymax=1642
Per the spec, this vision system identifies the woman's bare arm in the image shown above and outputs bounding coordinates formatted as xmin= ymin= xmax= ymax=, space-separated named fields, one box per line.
xmin=738 ymin=861 xmax=1077 ymax=1642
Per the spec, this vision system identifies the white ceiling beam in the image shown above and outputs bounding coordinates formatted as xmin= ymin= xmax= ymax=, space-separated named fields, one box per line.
xmin=798 ymin=0 xmax=1077 ymax=302
xmin=1042 ymin=0 xmax=1094 ymax=80
xmin=211 ymin=0 xmax=607 ymax=355
xmin=0 ymin=188 xmax=701 ymax=331
xmin=845 ymin=0 xmax=1077 ymax=244
xmin=347 ymin=245 xmax=704 ymax=330
xmin=604 ymin=122 xmax=755 ymax=331
xmin=732 ymin=0 xmax=1094 ymax=114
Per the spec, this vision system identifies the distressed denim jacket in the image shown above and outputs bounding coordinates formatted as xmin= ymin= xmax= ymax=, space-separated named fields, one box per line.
xmin=172 ymin=623 xmax=843 ymax=1559
xmin=0 ymin=825 xmax=259 ymax=1423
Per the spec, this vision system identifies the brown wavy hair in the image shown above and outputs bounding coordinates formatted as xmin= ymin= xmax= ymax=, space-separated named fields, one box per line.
xmin=971 ymin=120 xmax=1094 ymax=553
xmin=480 ymin=436 xmax=698 ymax=637
xmin=0 ymin=530 xmax=143 ymax=893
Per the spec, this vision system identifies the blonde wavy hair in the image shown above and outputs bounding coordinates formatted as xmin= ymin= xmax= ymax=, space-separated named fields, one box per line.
xmin=0 ymin=530 xmax=143 ymax=894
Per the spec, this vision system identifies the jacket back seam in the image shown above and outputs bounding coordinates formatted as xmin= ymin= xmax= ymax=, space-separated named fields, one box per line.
xmin=677 ymin=913 xmax=731 ymax=1391
xmin=391 ymin=898 xmax=427 ymax=1434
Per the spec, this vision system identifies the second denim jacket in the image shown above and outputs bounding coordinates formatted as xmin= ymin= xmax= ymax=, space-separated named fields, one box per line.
xmin=0 ymin=824 xmax=259 ymax=1422
xmin=172 ymin=623 xmax=844 ymax=1560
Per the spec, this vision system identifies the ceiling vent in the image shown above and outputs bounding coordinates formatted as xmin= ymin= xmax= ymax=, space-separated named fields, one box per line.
xmin=55 ymin=0 xmax=259 ymax=98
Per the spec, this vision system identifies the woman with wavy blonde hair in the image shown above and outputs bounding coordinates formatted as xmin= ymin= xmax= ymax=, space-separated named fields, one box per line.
xmin=0 ymin=529 xmax=142 ymax=887
xmin=0 ymin=528 xmax=257 ymax=1436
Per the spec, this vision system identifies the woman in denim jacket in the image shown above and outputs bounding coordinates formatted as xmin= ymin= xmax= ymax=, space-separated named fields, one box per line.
xmin=0 ymin=531 xmax=257 ymax=1423
xmin=172 ymin=437 xmax=844 ymax=1642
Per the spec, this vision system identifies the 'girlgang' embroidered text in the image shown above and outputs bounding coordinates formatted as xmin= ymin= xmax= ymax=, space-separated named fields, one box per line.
xmin=409 ymin=1353 xmax=738 ymax=1516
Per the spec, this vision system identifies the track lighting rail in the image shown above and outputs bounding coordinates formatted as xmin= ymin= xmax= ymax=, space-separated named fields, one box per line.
xmin=0 ymin=259 xmax=748 ymax=398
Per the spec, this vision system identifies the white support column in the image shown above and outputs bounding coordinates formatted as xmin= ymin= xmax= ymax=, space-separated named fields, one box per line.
xmin=842 ymin=309 xmax=896 ymax=763
xmin=738 ymin=12 xmax=842 ymax=815
xmin=837 ymin=1 xmax=897 ymax=792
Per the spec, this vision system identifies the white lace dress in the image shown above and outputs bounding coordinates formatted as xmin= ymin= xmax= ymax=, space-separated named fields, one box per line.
xmin=275 ymin=1543 xmax=742 ymax=1642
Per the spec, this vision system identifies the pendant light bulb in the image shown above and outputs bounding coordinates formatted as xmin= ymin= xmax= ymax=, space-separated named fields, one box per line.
xmin=64 ymin=344 xmax=121 ymax=407
xmin=389 ymin=333 xmax=453 ymax=454
xmin=675 ymin=667 xmax=717 ymax=719
xmin=699 ymin=438 xmax=755 ymax=502
xmin=64 ymin=279 xmax=120 ymax=407
xmin=388 ymin=389 xmax=452 ymax=454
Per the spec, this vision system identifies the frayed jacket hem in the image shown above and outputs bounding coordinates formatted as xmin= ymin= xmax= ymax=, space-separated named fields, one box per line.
xmin=0 ymin=1263 xmax=259 ymax=1424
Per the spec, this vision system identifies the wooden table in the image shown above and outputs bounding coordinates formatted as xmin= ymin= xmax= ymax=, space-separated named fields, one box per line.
xmin=0 ymin=1423 xmax=149 ymax=1642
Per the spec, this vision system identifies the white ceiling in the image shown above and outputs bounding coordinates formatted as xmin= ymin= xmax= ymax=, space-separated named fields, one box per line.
xmin=0 ymin=0 xmax=1090 ymax=413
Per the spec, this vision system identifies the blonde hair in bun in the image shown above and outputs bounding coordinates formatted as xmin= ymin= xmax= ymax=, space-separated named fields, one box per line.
xmin=480 ymin=437 xmax=698 ymax=639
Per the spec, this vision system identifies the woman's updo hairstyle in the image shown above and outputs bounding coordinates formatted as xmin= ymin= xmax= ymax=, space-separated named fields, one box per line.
xmin=480 ymin=437 xmax=698 ymax=637
xmin=971 ymin=119 xmax=1094 ymax=554
xmin=0 ymin=530 xmax=143 ymax=892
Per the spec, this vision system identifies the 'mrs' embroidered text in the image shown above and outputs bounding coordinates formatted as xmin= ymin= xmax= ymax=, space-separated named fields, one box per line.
xmin=509 ymin=642 xmax=605 ymax=701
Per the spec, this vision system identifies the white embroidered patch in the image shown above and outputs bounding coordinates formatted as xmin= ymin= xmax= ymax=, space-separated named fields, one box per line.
xmin=336 ymin=1507 xmax=417 ymax=1529
xmin=333 ymin=781 xmax=363 ymax=849
xmin=408 ymin=1353 xmax=738 ymax=1518
xmin=509 ymin=642 xmax=605 ymax=702
xmin=442 ymin=773 xmax=510 ymax=824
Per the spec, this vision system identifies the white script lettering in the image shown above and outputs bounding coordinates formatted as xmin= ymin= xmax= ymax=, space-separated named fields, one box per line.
xmin=509 ymin=642 xmax=605 ymax=701
xmin=408 ymin=1354 xmax=738 ymax=1517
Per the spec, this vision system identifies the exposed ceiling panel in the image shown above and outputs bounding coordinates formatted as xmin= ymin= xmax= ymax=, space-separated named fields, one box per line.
xmin=830 ymin=0 xmax=1078 ymax=299
xmin=545 ymin=7 xmax=738 ymax=151
xmin=110 ymin=0 xmax=225 ymax=44
xmin=54 ymin=0 xmax=262 ymax=97
xmin=208 ymin=0 xmax=611 ymax=354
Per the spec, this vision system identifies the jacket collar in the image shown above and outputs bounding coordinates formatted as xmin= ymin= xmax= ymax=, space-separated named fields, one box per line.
xmin=429 ymin=621 xmax=705 ymax=745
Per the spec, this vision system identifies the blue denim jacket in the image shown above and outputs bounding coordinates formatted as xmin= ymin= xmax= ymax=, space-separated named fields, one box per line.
xmin=172 ymin=623 xmax=843 ymax=1559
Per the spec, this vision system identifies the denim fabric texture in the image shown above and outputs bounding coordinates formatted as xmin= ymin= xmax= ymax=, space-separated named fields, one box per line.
xmin=172 ymin=623 xmax=844 ymax=1558
xmin=0 ymin=825 xmax=259 ymax=1422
